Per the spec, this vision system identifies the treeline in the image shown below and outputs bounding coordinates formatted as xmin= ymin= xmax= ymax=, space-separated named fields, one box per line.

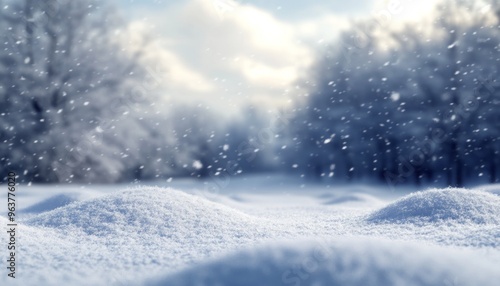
xmin=1 ymin=0 xmax=499 ymax=187
xmin=0 ymin=0 xmax=281 ymax=184
xmin=284 ymin=0 xmax=500 ymax=187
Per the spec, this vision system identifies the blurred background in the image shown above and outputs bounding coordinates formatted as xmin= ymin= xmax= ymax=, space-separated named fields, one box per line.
xmin=0 ymin=0 xmax=499 ymax=188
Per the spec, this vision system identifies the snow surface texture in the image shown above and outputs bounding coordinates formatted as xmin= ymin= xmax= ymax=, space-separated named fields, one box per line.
xmin=26 ymin=187 xmax=270 ymax=238
xmin=367 ymin=188 xmax=500 ymax=224
xmin=9 ymin=187 xmax=280 ymax=286
xmin=1 ymin=184 xmax=499 ymax=285
xmin=149 ymin=238 xmax=500 ymax=286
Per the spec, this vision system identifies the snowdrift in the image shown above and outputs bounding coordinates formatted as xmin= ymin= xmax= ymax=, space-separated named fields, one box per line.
xmin=16 ymin=187 xmax=279 ymax=285
xmin=147 ymin=238 xmax=500 ymax=286
xmin=6 ymin=184 xmax=500 ymax=286
xmin=367 ymin=188 xmax=500 ymax=224
xmin=26 ymin=187 xmax=269 ymax=239
xmin=22 ymin=193 xmax=79 ymax=214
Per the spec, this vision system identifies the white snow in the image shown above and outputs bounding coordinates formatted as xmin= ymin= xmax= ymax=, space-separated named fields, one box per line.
xmin=148 ymin=238 xmax=500 ymax=286
xmin=475 ymin=183 xmax=500 ymax=196
xmin=367 ymin=188 xmax=500 ymax=224
xmin=21 ymin=193 xmax=79 ymax=214
xmin=1 ymin=179 xmax=499 ymax=285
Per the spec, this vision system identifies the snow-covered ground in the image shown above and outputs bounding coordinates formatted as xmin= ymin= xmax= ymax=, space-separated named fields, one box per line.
xmin=1 ymin=176 xmax=499 ymax=285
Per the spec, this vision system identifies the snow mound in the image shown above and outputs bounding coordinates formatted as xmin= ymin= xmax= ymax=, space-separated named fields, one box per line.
xmin=147 ymin=238 xmax=500 ymax=286
xmin=26 ymin=187 xmax=267 ymax=238
xmin=22 ymin=193 xmax=79 ymax=214
xmin=367 ymin=188 xmax=500 ymax=224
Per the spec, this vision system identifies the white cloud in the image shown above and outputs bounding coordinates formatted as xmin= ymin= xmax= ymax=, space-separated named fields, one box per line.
xmin=124 ymin=20 xmax=215 ymax=94
xmin=295 ymin=14 xmax=350 ymax=44
xmin=232 ymin=56 xmax=298 ymax=87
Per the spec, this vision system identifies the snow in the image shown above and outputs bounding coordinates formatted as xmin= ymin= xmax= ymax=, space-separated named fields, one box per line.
xmin=26 ymin=187 xmax=270 ymax=239
xmin=21 ymin=193 xmax=79 ymax=214
xmin=1 ymin=179 xmax=499 ymax=285
xmin=475 ymin=183 xmax=500 ymax=196
xmin=367 ymin=188 xmax=500 ymax=224
xmin=319 ymin=192 xmax=382 ymax=206
xmin=148 ymin=238 xmax=500 ymax=286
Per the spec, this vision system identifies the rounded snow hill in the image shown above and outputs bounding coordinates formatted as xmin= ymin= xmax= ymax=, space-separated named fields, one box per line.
xmin=146 ymin=238 xmax=500 ymax=286
xmin=26 ymin=187 xmax=270 ymax=239
xmin=367 ymin=188 xmax=500 ymax=224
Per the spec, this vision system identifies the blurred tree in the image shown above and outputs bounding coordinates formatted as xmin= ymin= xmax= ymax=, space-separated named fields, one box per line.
xmin=286 ymin=0 xmax=500 ymax=187
xmin=0 ymin=0 xmax=151 ymax=183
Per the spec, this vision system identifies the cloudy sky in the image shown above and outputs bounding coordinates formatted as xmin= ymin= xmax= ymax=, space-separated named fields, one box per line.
xmin=119 ymin=0 xmax=437 ymax=115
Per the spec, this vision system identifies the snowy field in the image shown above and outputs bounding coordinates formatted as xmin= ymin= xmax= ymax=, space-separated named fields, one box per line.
xmin=1 ymin=176 xmax=500 ymax=286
